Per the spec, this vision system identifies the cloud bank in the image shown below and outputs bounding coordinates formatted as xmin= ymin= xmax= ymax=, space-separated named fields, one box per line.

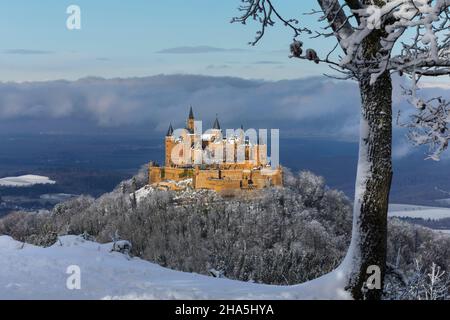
xmin=0 ymin=74 xmax=447 ymax=144
xmin=156 ymin=46 xmax=247 ymax=54
xmin=3 ymin=49 xmax=55 ymax=55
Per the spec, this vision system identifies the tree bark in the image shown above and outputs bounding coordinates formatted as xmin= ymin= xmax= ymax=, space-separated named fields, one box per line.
xmin=343 ymin=70 xmax=393 ymax=300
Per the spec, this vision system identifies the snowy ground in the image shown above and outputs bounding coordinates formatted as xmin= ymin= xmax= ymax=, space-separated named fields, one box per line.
xmin=0 ymin=175 xmax=56 ymax=187
xmin=5 ymin=200 xmax=448 ymax=300
xmin=388 ymin=204 xmax=450 ymax=220
xmin=0 ymin=235 xmax=351 ymax=300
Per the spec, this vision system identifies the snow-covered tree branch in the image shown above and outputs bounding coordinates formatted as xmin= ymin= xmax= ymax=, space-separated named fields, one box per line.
xmin=400 ymin=84 xmax=450 ymax=160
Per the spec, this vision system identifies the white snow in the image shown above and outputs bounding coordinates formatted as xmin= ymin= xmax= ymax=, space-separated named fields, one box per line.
xmin=134 ymin=180 xmax=193 ymax=202
xmin=40 ymin=193 xmax=74 ymax=201
xmin=0 ymin=175 xmax=56 ymax=187
xmin=389 ymin=204 xmax=450 ymax=220
xmin=418 ymin=81 xmax=450 ymax=90
xmin=0 ymin=235 xmax=351 ymax=300
xmin=133 ymin=185 xmax=156 ymax=202
xmin=436 ymin=229 xmax=450 ymax=236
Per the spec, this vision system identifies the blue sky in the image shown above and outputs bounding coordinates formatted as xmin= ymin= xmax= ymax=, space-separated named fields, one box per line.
xmin=0 ymin=1 xmax=334 ymax=81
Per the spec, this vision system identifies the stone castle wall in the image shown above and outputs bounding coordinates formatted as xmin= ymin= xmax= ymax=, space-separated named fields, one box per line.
xmin=193 ymin=169 xmax=242 ymax=191
xmin=149 ymin=164 xmax=282 ymax=192
xmin=149 ymin=165 xmax=193 ymax=184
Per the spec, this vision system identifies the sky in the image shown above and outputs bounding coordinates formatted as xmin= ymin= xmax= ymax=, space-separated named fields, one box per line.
xmin=0 ymin=0 xmax=448 ymax=158
xmin=0 ymin=1 xmax=334 ymax=82
xmin=0 ymin=75 xmax=361 ymax=137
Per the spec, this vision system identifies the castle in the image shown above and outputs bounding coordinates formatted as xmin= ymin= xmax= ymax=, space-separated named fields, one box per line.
xmin=148 ymin=107 xmax=283 ymax=192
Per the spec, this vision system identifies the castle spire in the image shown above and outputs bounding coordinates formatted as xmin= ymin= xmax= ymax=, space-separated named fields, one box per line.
xmin=213 ymin=114 xmax=221 ymax=130
xmin=187 ymin=106 xmax=195 ymax=132
xmin=166 ymin=123 xmax=174 ymax=136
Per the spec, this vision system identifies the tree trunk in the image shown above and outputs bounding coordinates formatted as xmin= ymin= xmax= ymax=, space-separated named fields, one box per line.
xmin=342 ymin=71 xmax=393 ymax=300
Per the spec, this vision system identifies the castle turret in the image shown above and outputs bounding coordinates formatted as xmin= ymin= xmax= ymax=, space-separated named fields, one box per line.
xmin=187 ymin=106 xmax=195 ymax=133
xmin=213 ymin=115 xmax=221 ymax=130
xmin=166 ymin=123 xmax=174 ymax=137
xmin=165 ymin=123 xmax=175 ymax=167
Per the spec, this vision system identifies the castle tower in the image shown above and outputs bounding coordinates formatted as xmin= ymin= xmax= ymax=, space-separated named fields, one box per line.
xmin=208 ymin=115 xmax=223 ymax=164
xmin=257 ymin=134 xmax=268 ymax=166
xmin=165 ymin=123 xmax=175 ymax=167
xmin=187 ymin=106 xmax=195 ymax=133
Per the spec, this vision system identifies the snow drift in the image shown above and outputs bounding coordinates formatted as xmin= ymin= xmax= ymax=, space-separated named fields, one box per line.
xmin=0 ymin=235 xmax=351 ymax=300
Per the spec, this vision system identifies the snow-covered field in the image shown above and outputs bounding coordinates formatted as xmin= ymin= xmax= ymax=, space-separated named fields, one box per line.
xmin=0 ymin=175 xmax=56 ymax=187
xmin=388 ymin=204 xmax=450 ymax=220
xmin=0 ymin=235 xmax=350 ymax=300
xmin=40 ymin=193 xmax=75 ymax=202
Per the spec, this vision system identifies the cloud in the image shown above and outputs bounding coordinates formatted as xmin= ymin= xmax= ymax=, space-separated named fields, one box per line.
xmin=206 ymin=64 xmax=231 ymax=69
xmin=253 ymin=61 xmax=284 ymax=65
xmin=156 ymin=46 xmax=247 ymax=54
xmin=0 ymin=75 xmax=358 ymax=138
xmin=0 ymin=74 xmax=447 ymax=143
xmin=4 ymin=49 xmax=54 ymax=55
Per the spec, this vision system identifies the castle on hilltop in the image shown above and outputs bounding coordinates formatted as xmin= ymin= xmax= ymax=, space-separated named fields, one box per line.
xmin=149 ymin=107 xmax=283 ymax=192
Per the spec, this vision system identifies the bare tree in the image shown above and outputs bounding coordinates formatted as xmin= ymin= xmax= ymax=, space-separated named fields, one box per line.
xmin=232 ymin=0 xmax=450 ymax=299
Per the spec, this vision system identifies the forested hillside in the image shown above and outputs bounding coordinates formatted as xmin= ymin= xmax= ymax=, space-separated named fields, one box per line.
xmin=1 ymin=167 xmax=449 ymax=298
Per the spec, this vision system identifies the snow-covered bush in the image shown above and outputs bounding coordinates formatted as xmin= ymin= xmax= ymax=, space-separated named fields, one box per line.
xmin=387 ymin=219 xmax=450 ymax=276
xmin=384 ymin=260 xmax=449 ymax=300
xmin=0 ymin=211 xmax=56 ymax=247
xmin=111 ymin=240 xmax=132 ymax=255
xmin=384 ymin=218 xmax=450 ymax=300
